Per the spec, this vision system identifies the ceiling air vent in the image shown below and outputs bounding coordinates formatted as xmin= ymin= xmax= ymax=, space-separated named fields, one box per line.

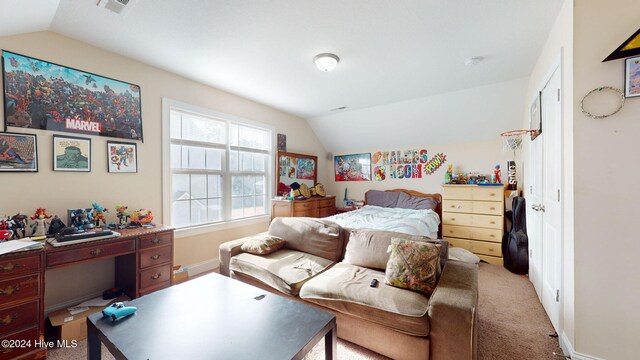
xmin=96 ymin=0 xmax=138 ymax=16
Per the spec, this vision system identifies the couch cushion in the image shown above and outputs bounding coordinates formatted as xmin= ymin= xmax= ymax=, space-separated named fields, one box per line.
xmin=343 ymin=229 xmax=448 ymax=275
xmin=268 ymin=217 xmax=344 ymax=261
xmin=385 ymin=238 xmax=441 ymax=294
xmin=299 ymin=263 xmax=430 ymax=336
xmin=229 ymin=249 xmax=334 ymax=296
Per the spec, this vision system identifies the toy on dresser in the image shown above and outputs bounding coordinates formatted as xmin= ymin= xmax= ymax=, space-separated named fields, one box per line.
xmin=92 ymin=202 xmax=109 ymax=228
xmin=30 ymin=208 xmax=52 ymax=237
xmin=69 ymin=208 xmax=95 ymax=231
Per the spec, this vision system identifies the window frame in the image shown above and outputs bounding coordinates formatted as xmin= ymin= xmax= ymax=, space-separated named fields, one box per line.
xmin=162 ymin=98 xmax=274 ymax=238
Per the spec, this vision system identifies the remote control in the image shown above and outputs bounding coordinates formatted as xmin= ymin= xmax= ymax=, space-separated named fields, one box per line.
xmin=370 ymin=279 xmax=379 ymax=288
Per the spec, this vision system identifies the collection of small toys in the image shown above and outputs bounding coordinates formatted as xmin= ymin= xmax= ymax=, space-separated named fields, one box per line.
xmin=92 ymin=203 xmax=109 ymax=228
xmin=30 ymin=208 xmax=52 ymax=237
xmin=443 ymin=164 xmax=504 ymax=185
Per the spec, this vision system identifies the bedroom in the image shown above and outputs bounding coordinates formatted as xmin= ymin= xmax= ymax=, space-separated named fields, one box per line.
xmin=0 ymin=0 xmax=637 ymax=359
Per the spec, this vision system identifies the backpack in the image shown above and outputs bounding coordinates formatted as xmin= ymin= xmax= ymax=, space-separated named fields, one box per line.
xmin=502 ymin=196 xmax=529 ymax=274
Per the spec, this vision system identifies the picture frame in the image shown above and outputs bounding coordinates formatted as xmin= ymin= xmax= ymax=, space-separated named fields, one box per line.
xmin=2 ymin=50 xmax=143 ymax=141
xmin=334 ymin=153 xmax=371 ymax=181
xmin=107 ymin=141 xmax=137 ymax=173
xmin=625 ymin=56 xmax=640 ymax=98
xmin=277 ymin=133 xmax=286 ymax=152
xmin=53 ymin=135 xmax=91 ymax=172
xmin=530 ymin=91 xmax=542 ymax=140
xmin=0 ymin=132 xmax=38 ymax=172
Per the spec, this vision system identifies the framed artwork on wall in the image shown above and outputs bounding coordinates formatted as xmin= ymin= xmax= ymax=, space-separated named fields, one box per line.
xmin=53 ymin=135 xmax=91 ymax=172
xmin=0 ymin=132 xmax=38 ymax=172
xmin=2 ymin=50 xmax=143 ymax=141
xmin=625 ymin=56 xmax=640 ymax=98
xmin=334 ymin=153 xmax=371 ymax=181
xmin=529 ymin=91 xmax=542 ymax=140
xmin=107 ymin=141 xmax=137 ymax=173
xmin=277 ymin=133 xmax=286 ymax=151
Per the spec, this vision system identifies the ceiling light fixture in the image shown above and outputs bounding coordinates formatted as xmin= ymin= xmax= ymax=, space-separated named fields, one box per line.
xmin=314 ymin=53 xmax=340 ymax=72
xmin=464 ymin=56 xmax=484 ymax=66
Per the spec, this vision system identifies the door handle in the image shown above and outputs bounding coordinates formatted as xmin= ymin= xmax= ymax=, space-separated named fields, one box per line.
xmin=531 ymin=204 xmax=546 ymax=212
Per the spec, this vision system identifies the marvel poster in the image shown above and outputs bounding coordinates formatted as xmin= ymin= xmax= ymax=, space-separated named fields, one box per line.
xmin=2 ymin=50 xmax=143 ymax=141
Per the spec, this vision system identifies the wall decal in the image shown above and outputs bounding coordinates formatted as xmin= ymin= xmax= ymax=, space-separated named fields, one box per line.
xmin=370 ymin=148 xmax=447 ymax=180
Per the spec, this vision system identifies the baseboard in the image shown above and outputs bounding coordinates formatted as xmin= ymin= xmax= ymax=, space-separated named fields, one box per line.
xmin=560 ymin=332 xmax=604 ymax=360
xmin=44 ymin=290 xmax=104 ymax=315
xmin=187 ymin=258 xmax=220 ymax=277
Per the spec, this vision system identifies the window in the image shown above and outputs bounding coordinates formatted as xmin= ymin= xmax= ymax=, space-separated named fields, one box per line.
xmin=164 ymin=100 xmax=272 ymax=230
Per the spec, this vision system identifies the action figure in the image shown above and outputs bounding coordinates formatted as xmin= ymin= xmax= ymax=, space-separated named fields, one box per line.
xmin=70 ymin=208 xmax=95 ymax=231
xmin=30 ymin=208 xmax=52 ymax=237
xmin=92 ymin=202 xmax=109 ymax=228
xmin=444 ymin=165 xmax=453 ymax=184
xmin=10 ymin=212 xmax=29 ymax=238
xmin=129 ymin=209 xmax=155 ymax=228
xmin=47 ymin=215 xmax=66 ymax=236
xmin=115 ymin=205 xmax=132 ymax=229
xmin=494 ymin=164 xmax=502 ymax=184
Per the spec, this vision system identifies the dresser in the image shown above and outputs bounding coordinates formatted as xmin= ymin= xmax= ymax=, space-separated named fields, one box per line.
xmin=271 ymin=196 xmax=336 ymax=220
xmin=442 ymin=185 xmax=505 ymax=265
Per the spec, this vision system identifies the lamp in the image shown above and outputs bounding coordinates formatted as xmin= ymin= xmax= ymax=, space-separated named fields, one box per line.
xmin=313 ymin=53 xmax=339 ymax=72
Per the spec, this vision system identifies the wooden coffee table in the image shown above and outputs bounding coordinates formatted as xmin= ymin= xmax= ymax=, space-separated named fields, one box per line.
xmin=87 ymin=273 xmax=336 ymax=360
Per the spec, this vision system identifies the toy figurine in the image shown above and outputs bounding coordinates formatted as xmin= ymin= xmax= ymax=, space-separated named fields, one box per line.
xmin=115 ymin=205 xmax=132 ymax=229
xmin=494 ymin=164 xmax=502 ymax=184
xmin=10 ymin=212 xmax=29 ymax=239
xmin=444 ymin=165 xmax=453 ymax=184
xmin=47 ymin=215 xmax=66 ymax=236
xmin=30 ymin=208 xmax=52 ymax=237
xmin=0 ymin=218 xmax=13 ymax=241
xmin=70 ymin=208 xmax=95 ymax=231
xmin=92 ymin=203 xmax=109 ymax=228
xmin=129 ymin=209 xmax=155 ymax=227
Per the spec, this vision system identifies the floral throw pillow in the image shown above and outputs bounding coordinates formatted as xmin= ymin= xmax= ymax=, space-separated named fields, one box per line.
xmin=241 ymin=235 xmax=285 ymax=255
xmin=384 ymin=238 xmax=442 ymax=294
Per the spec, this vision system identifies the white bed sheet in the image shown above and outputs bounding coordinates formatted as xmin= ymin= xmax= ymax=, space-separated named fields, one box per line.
xmin=325 ymin=205 xmax=440 ymax=239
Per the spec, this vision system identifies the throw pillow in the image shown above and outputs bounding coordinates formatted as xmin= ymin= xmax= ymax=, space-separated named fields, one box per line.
xmin=395 ymin=192 xmax=440 ymax=211
xmin=241 ymin=235 xmax=285 ymax=255
xmin=384 ymin=238 xmax=441 ymax=294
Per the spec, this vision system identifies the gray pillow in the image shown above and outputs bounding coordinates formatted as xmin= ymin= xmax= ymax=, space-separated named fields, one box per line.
xmin=268 ymin=217 xmax=344 ymax=261
xmin=365 ymin=190 xmax=400 ymax=208
xmin=343 ymin=229 xmax=448 ymax=275
xmin=395 ymin=192 xmax=439 ymax=211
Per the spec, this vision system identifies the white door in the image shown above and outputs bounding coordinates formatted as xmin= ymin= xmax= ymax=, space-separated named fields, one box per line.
xmin=528 ymin=66 xmax=562 ymax=332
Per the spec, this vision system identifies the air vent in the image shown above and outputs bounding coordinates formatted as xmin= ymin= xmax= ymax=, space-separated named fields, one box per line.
xmin=330 ymin=106 xmax=348 ymax=111
xmin=97 ymin=0 xmax=138 ymax=16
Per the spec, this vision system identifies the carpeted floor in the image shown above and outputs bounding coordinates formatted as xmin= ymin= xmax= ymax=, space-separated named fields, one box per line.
xmin=48 ymin=262 xmax=562 ymax=359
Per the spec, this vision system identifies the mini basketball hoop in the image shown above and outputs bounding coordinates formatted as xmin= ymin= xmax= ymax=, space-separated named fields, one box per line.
xmin=500 ymin=129 xmax=533 ymax=152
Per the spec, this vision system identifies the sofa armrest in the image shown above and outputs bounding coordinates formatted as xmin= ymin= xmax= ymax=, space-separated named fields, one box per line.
xmin=427 ymin=260 xmax=479 ymax=360
xmin=218 ymin=232 xmax=267 ymax=277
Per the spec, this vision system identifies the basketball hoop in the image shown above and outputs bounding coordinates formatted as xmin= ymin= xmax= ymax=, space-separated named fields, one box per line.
xmin=500 ymin=129 xmax=533 ymax=152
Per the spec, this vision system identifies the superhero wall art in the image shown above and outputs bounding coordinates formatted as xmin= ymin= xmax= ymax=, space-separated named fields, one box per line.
xmin=2 ymin=51 xmax=143 ymax=141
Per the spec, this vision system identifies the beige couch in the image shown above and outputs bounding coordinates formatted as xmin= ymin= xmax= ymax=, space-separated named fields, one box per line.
xmin=219 ymin=217 xmax=478 ymax=360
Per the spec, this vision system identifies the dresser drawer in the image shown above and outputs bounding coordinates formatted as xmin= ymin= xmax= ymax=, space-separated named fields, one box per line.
xmin=445 ymin=237 xmax=502 ymax=257
xmin=47 ymin=239 xmax=135 ymax=267
xmin=139 ymin=264 xmax=171 ymax=290
xmin=442 ymin=225 xmax=503 ymax=243
xmin=293 ymin=201 xmax=317 ymax=212
xmin=318 ymin=207 xmax=336 ymax=218
xmin=442 ymin=213 xmax=502 ymax=230
xmin=138 ymin=231 xmax=173 ymax=249
xmin=0 ymin=301 xmax=38 ymax=337
xmin=0 ymin=275 xmax=40 ymax=306
xmin=478 ymin=254 xmax=503 ymax=266
xmin=317 ymin=198 xmax=335 ymax=208
xmin=0 ymin=326 xmax=40 ymax=360
xmin=0 ymin=255 xmax=40 ymax=281
xmin=443 ymin=200 xmax=502 ymax=215
xmin=293 ymin=209 xmax=317 ymax=217
xmin=444 ymin=186 xmax=503 ymax=201
xmin=139 ymin=245 xmax=172 ymax=269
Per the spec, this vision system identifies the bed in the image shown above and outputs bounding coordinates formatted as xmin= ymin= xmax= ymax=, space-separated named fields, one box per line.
xmin=325 ymin=189 xmax=442 ymax=239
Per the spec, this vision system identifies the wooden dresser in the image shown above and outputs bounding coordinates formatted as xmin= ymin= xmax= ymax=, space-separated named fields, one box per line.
xmin=442 ymin=185 xmax=505 ymax=265
xmin=271 ymin=196 xmax=336 ymax=220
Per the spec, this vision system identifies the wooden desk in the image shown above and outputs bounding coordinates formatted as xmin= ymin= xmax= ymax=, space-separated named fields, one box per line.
xmin=0 ymin=226 xmax=174 ymax=358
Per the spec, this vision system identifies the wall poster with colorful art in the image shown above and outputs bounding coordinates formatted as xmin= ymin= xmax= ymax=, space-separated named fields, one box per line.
xmin=0 ymin=132 xmax=37 ymax=172
xmin=107 ymin=141 xmax=137 ymax=173
xmin=371 ymin=149 xmax=447 ymax=181
xmin=2 ymin=50 xmax=143 ymax=141
xmin=334 ymin=153 xmax=371 ymax=181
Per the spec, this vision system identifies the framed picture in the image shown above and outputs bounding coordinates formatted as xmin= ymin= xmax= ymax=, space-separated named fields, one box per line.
xmin=277 ymin=133 xmax=286 ymax=151
xmin=53 ymin=135 xmax=91 ymax=172
xmin=334 ymin=153 xmax=371 ymax=181
xmin=625 ymin=56 xmax=640 ymax=98
xmin=2 ymin=50 xmax=143 ymax=141
xmin=107 ymin=141 xmax=137 ymax=173
xmin=0 ymin=132 xmax=37 ymax=172
xmin=530 ymin=91 xmax=542 ymax=140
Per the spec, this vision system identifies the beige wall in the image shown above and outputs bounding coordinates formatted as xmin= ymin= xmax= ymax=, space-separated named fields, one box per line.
xmin=325 ymin=140 xmax=513 ymax=204
xmin=0 ymin=31 xmax=326 ymax=307
xmin=523 ymin=0 xmax=575 ymax=351
xmin=573 ymin=0 xmax=640 ymax=358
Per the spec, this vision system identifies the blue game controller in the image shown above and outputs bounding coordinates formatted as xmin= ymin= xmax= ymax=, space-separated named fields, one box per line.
xmin=102 ymin=302 xmax=137 ymax=321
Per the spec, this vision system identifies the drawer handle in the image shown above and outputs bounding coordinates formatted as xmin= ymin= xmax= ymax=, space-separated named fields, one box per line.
xmin=0 ymin=314 xmax=16 ymax=326
xmin=151 ymin=273 xmax=162 ymax=280
xmin=490 ymin=221 xmax=496 ymax=224
xmin=448 ymin=230 xmax=454 ymax=233
xmin=488 ymin=249 xmax=494 ymax=252
xmin=150 ymin=254 xmax=161 ymax=260
xmin=90 ymin=248 xmax=103 ymax=256
xmin=490 ymin=207 xmax=496 ymax=210
xmin=489 ymin=193 xmax=496 ymax=196
xmin=489 ymin=234 xmax=495 ymax=238
xmin=151 ymin=237 xmax=160 ymax=244
xmin=0 ymin=263 xmax=19 ymax=272
xmin=0 ymin=285 xmax=18 ymax=296
xmin=450 ymin=218 xmax=456 ymax=221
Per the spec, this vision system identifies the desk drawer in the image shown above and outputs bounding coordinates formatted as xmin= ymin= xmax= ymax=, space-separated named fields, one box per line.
xmin=293 ymin=201 xmax=317 ymax=212
xmin=139 ymin=245 xmax=172 ymax=269
xmin=443 ymin=200 xmax=502 ymax=215
xmin=139 ymin=264 xmax=171 ymax=290
xmin=138 ymin=231 xmax=173 ymax=249
xmin=0 ymin=255 xmax=40 ymax=280
xmin=46 ymin=239 xmax=136 ymax=267
xmin=0 ymin=275 xmax=40 ymax=307
xmin=0 ymin=326 xmax=40 ymax=360
xmin=442 ymin=225 xmax=503 ymax=243
xmin=442 ymin=213 xmax=502 ymax=230
xmin=0 ymin=300 xmax=38 ymax=337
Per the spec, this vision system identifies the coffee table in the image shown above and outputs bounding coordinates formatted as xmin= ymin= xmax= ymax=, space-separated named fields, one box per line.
xmin=87 ymin=273 xmax=336 ymax=360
